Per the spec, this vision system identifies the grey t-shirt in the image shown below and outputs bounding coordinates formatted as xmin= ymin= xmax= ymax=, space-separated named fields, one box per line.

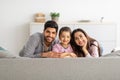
xmin=19 ymin=32 xmax=58 ymax=58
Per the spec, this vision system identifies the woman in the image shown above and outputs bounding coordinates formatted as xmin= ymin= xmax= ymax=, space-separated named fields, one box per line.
xmin=70 ymin=28 xmax=101 ymax=57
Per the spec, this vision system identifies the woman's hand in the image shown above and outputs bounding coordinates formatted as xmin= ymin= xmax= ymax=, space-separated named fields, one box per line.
xmin=82 ymin=38 xmax=87 ymax=51
xmin=82 ymin=39 xmax=90 ymax=56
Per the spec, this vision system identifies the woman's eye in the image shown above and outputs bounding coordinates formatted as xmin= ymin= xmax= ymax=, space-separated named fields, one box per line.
xmin=75 ymin=38 xmax=79 ymax=40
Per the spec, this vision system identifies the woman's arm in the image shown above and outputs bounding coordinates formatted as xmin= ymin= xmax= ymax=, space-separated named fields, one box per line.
xmin=82 ymin=41 xmax=99 ymax=57
xmin=89 ymin=41 xmax=99 ymax=57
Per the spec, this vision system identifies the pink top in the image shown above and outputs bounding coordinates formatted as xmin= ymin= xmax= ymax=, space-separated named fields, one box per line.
xmin=52 ymin=43 xmax=73 ymax=53
xmin=86 ymin=41 xmax=99 ymax=57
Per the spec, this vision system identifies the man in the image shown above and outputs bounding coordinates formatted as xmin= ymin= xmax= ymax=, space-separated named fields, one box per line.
xmin=19 ymin=20 xmax=60 ymax=58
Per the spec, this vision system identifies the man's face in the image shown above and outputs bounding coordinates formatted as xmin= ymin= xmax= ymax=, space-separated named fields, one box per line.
xmin=44 ymin=27 xmax=57 ymax=44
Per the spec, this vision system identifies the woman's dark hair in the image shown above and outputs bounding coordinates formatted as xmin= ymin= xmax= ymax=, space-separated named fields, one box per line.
xmin=70 ymin=28 xmax=101 ymax=57
xmin=44 ymin=20 xmax=58 ymax=33
xmin=59 ymin=26 xmax=71 ymax=37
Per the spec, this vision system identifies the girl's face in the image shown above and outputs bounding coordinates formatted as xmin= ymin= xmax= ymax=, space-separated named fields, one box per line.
xmin=59 ymin=31 xmax=71 ymax=45
xmin=74 ymin=31 xmax=87 ymax=47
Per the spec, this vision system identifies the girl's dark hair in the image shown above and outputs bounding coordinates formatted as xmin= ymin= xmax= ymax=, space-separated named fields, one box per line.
xmin=70 ymin=28 xmax=101 ymax=57
xmin=44 ymin=20 xmax=58 ymax=33
xmin=59 ymin=26 xmax=71 ymax=37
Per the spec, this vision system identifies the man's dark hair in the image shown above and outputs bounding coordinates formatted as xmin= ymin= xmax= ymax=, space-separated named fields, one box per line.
xmin=44 ymin=20 xmax=58 ymax=33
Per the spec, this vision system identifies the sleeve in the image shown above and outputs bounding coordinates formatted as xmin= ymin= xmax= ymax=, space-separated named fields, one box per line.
xmin=19 ymin=34 xmax=41 ymax=58
xmin=52 ymin=44 xmax=60 ymax=53
xmin=90 ymin=41 xmax=99 ymax=57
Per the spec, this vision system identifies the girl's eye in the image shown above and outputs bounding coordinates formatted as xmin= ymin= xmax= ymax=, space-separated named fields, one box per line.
xmin=67 ymin=36 xmax=70 ymax=38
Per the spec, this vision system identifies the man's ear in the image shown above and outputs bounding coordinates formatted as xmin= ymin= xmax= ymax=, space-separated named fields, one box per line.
xmin=43 ymin=30 xmax=45 ymax=34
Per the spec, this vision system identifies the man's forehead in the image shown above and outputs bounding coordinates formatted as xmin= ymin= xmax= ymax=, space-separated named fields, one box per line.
xmin=45 ymin=27 xmax=56 ymax=31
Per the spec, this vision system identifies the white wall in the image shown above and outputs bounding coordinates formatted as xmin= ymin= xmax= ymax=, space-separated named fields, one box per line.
xmin=0 ymin=0 xmax=120 ymax=55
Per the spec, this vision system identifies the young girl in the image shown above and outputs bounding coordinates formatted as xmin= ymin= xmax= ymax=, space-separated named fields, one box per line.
xmin=52 ymin=27 xmax=77 ymax=58
xmin=70 ymin=28 xmax=101 ymax=57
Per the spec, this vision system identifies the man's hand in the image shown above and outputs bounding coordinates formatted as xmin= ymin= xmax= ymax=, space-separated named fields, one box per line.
xmin=41 ymin=51 xmax=61 ymax=58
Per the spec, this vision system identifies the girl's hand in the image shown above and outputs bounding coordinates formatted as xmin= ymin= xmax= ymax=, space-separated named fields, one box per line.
xmin=60 ymin=53 xmax=77 ymax=58
xmin=60 ymin=53 xmax=71 ymax=58
xmin=70 ymin=53 xmax=77 ymax=58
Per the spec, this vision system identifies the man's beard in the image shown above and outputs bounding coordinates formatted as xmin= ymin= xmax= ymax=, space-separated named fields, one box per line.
xmin=44 ymin=36 xmax=54 ymax=43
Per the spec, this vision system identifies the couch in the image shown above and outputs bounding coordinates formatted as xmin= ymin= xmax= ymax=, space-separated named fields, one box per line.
xmin=0 ymin=57 xmax=120 ymax=80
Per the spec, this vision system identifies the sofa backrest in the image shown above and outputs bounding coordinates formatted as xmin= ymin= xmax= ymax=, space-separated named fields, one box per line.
xmin=0 ymin=58 xmax=120 ymax=80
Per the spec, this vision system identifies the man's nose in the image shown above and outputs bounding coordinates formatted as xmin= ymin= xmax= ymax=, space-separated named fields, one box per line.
xmin=49 ymin=33 xmax=53 ymax=37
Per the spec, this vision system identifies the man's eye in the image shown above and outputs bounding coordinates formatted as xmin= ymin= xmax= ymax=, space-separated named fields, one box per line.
xmin=52 ymin=32 xmax=56 ymax=34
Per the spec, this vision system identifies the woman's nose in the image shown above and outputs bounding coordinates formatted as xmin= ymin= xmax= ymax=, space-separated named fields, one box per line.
xmin=78 ymin=38 xmax=82 ymax=42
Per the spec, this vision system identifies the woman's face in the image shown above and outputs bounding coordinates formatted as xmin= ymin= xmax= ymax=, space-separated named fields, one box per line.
xmin=74 ymin=31 xmax=87 ymax=47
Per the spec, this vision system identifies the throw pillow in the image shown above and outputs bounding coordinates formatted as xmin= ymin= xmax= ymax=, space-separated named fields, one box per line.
xmin=0 ymin=47 xmax=18 ymax=58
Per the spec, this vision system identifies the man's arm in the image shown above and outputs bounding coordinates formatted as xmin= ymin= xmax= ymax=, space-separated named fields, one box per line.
xmin=41 ymin=51 xmax=61 ymax=58
xmin=19 ymin=33 xmax=42 ymax=58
